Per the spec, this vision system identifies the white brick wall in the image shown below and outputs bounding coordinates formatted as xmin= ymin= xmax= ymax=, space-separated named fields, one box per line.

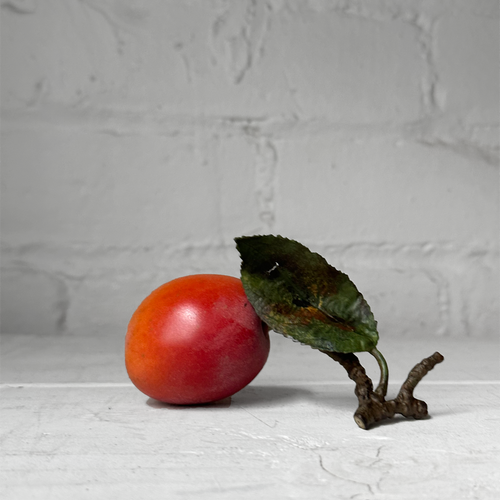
xmin=1 ymin=0 xmax=498 ymax=338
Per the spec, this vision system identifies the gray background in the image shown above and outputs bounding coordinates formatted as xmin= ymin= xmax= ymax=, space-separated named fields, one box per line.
xmin=1 ymin=0 xmax=498 ymax=339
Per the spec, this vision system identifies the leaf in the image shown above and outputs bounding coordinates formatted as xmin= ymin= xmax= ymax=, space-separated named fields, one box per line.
xmin=235 ymin=235 xmax=378 ymax=353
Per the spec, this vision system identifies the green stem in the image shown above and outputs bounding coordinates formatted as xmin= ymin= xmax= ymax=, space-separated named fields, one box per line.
xmin=370 ymin=347 xmax=389 ymax=398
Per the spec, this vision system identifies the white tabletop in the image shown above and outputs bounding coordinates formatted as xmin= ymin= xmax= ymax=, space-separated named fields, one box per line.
xmin=1 ymin=332 xmax=499 ymax=499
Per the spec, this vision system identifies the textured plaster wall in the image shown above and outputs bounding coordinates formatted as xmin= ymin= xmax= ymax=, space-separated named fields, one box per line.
xmin=1 ymin=0 xmax=498 ymax=338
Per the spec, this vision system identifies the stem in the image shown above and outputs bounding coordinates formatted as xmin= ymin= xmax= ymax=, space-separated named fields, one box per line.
xmin=322 ymin=349 xmax=444 ymax=429
xmin=370 ymin=347 xmax=389 ymax=398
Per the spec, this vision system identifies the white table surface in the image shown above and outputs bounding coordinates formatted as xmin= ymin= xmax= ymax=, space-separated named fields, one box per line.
xmin=1 ymin=332 xmax=499 ymax=500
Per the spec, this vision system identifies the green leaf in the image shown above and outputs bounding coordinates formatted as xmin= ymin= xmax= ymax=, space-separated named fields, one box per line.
xmin=235 ymin=235 xmax=378 ymax=353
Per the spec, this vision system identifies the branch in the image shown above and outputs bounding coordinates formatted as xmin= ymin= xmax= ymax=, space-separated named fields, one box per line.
xmin=322 ymin=350 xmax=444 ymax=430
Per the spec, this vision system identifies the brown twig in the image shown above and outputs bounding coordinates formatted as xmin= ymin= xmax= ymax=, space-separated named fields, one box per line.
xmin=322 ymin=350 xmax=444 ymax=429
